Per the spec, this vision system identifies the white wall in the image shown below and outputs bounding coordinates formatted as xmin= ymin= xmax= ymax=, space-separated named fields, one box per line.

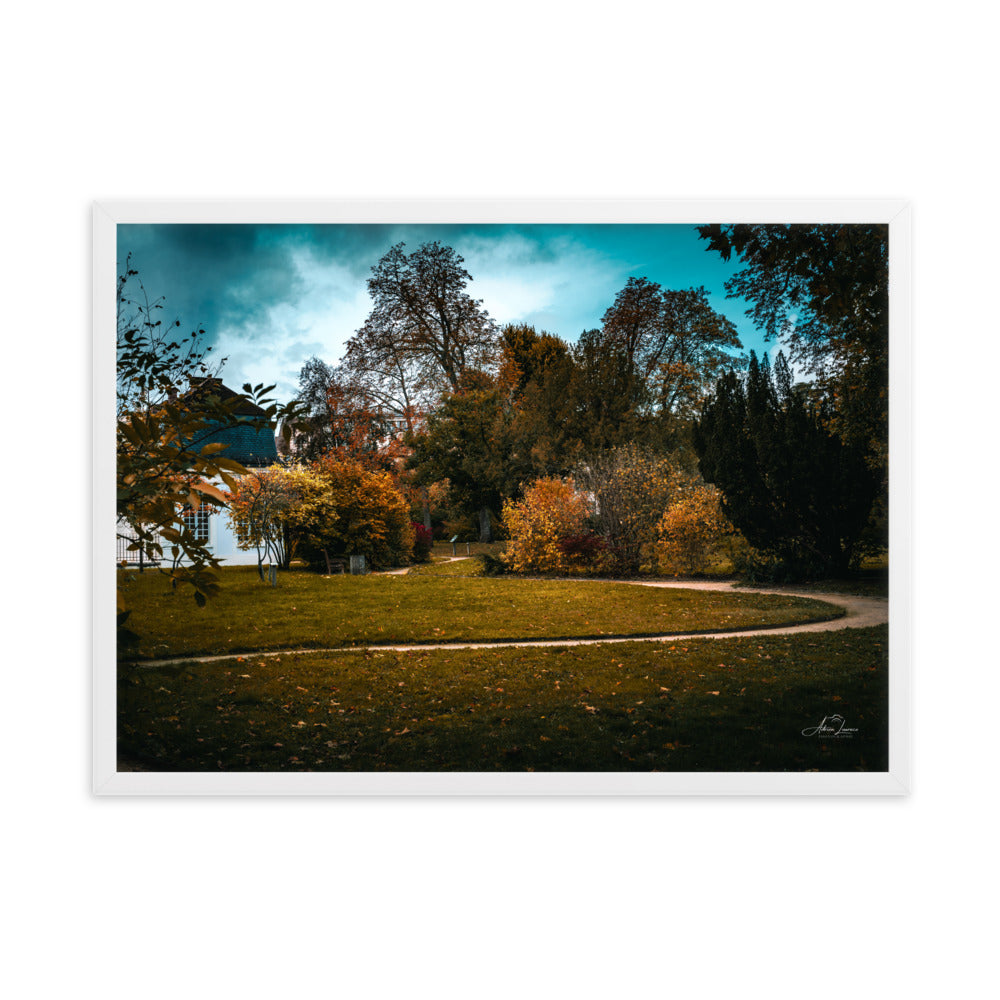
xmin=207 ymin=499 xmax=259 ymax=567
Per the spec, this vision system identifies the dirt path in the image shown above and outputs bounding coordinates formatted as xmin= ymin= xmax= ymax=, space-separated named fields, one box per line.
xmin=132 ymin=576 xmax=887 ymax=668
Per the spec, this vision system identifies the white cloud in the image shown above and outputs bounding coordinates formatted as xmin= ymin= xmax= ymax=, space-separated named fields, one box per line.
xmin=212 ymin=246 xmax=374 ymax=403
xmin=455 ymin=231 xmax=623 ymax=335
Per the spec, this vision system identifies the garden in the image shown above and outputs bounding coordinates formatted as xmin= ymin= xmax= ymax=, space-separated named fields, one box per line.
xmin=116 ymin=224 xmax=889 ymax=773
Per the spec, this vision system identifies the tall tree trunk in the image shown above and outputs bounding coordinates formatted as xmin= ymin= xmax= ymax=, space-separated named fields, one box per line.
xmin=421 ymin=487 xmax=432 ymax=532
xmin=478 ymin=506 xmax=493 ymax=543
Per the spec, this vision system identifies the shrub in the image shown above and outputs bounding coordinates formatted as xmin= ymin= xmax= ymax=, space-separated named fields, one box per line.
xmin=295 ymin=456 xmax=415 ymax=570
xmin=556 ymin=532 xmax=607 ymax=567
xmin=502 ymin=477 xmax=589 ymax=574
xmin=654 ymin=482 xmax=734 ymax=575
xmin=575 ymin=445 xmax=684 ymax=575
xmin=411 ymin=522 xmax=433 ymax=563
xmin=480 ymin=552 xmax=508 ymax=576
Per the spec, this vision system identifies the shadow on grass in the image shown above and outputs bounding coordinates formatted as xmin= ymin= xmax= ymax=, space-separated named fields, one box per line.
xmin=119 ymin=626 xmax=888 ymax=773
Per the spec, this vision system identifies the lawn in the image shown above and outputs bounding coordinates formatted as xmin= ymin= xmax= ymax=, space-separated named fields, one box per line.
xmin=118 ymin=625 xmax=888 ymax=772
xmin=119 ymin=566 xmax=845 ymax=660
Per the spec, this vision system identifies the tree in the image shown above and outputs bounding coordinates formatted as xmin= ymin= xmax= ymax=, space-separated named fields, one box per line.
xmin=290 ymin=357 xmax=408 ymax=470
xmin=224 ymin=464 xmax=321 ymax=578
xmin=287 ymin=356 xmax=338 ymax=459
xmin=358 ymin=240 xmax=499 ymax=395
xmin=116 ymin=258 xmax=296 ymax=614
xmin=406 ymin=371 xmax=513 ymax=542
xmin=296 ymin=456 xmax=415 ymax=570
xmin=694 ymin=351 xmax=879 ymax=577
xmin=599 ymin=276 xmax=665 ymax=377
xmin=499 ymin=325 xmax=582 ymax=481
xmin=600 ymin=278 xmax=743 ymax=435
xmin=574 ymin=445 xmax=682 ymax=575
xmin=568 ymin=329 xmax=647 ymax=451
xmin=696 ymin=223 xmax=888 ymax=473
xmin=651 ymin=287 xmax=743 ymax=421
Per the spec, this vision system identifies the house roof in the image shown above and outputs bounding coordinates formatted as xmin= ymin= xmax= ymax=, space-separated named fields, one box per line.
xmin=183 ymin=377 xmax=268 ymax=418
xmin=183 ymin=378 xmax=278 ymax=468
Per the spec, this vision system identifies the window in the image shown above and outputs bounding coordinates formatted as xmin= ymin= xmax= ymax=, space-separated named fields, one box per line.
xmin=182 ymin=504 xmax=211 ymax=543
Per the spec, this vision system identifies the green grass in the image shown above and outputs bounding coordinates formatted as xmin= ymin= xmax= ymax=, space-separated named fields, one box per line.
xmin=118 ymin=626 xmax=888 ymax=772
xmin=119 ymin=566 xmax=845 ymax=660
xmin=407 ymin=556 xmax=486 ymax=577
xmin=430 ymin=540 xmax=502 ymax=559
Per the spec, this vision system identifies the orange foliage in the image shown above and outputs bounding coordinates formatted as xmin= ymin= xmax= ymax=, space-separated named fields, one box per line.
xmin=502 ymin=477 xmax=590 ymax=574
xmin=654 ymin=482 xmax=733 ymax=575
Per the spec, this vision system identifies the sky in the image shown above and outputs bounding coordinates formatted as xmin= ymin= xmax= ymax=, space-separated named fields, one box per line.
xmin=117 ymin=223 xmax=774 ymax=404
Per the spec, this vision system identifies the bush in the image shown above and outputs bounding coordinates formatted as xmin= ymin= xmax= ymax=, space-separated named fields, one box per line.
xmin=557 ymin=532 xmax=607 ymax=568
xmin=295 ymin=456 xmax=415 ymax=571
xmin=411 ymin=522 xmax=433 ymax=563
xmin=502 ymin=477 xmax=589 ymax=574
xmin=480 ymin=552 xmax=508 ymax=576
xmin=654 ymin=482 xmax=734 ymax=576
xmin=732 ymin=549 xmax=832 ymax=584
xmin=574 ymin=445 xmax=684 ymax=575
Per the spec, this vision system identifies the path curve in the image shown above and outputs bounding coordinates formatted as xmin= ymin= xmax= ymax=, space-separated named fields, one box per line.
xmin=132 ymin=577 xmax=887 ymax=669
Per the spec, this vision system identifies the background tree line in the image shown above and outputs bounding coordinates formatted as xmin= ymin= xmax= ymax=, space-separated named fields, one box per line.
xmin=118 ymin=223 xmax=890 ymax=602
xmin=291 ymin=240 xmax=747 ymax=547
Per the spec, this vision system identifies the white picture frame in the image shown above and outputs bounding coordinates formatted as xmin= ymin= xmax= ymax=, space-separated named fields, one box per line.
xmin=94 ymin=198 xmax=911 ymax=795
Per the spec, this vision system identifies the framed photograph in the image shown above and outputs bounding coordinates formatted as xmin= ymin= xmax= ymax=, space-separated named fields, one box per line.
xmin=95 ymin=199 xmax=910 ymax=794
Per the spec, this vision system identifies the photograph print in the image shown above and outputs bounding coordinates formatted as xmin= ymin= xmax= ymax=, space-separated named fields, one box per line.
xmin=101 ymin=203 xmax=905 ymax=792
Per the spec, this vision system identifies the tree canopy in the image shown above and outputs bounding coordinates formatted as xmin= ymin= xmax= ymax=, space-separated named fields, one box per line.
xmin=697 ymin=223 xmax=888 ymax=472
xmin=357 ymin=240 xmax=500 ymax=396
xmin=694 ymin=350 xmax=880 ymax=577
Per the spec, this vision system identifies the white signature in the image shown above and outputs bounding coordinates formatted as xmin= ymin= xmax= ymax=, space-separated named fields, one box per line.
xmin=801 ymin=714 xmax=858 ymax=738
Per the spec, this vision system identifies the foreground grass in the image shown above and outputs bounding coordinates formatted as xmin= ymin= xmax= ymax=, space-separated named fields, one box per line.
xmin=118 ymin=626 xmax=887 ymax=772
xmin=120 ymin=567 xmax=844 ymax=660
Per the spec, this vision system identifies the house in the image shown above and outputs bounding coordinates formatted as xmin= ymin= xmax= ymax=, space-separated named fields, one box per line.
xmin=116 ymin=378 xmax=278 ymax=567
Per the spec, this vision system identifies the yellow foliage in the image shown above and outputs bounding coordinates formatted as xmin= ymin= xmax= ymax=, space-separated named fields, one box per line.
xmin=502 ymin=477 xmax=589 ymax=574
xmin=226 ymin=458 xmax=415 ymax=570
xmin=654 ymin=482 xmax=733 ymax=575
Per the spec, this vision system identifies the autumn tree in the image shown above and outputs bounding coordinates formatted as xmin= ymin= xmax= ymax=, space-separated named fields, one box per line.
xmin=502 ymin=477 xmax=590 ymax=574
xmin=116 ymin=257 xmax=296 ymax=616
xmin=694 ymin=350 xmax=879 ymax=577
xmin=574 ymin=445 xmax=682 ymax=575
xmin=296 ymin=456 xmax=415 ymax=570
xmin=357 ymin=240 xmax=500 ymax=395
xmin=225 ymin=464 xmax=321 ymax=578
xmin=291 ymin=357 xmax=409 ymax=470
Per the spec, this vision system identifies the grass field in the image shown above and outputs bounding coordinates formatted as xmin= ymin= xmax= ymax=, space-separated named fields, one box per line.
xmin=119 ymin=566 xmax=844 ymax=660
xmin=118 ymin=625 xmax=888 ymax=772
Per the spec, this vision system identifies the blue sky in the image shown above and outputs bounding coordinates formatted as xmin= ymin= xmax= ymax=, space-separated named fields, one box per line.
xmin=117 ymin=223 xmax=772 ymax=404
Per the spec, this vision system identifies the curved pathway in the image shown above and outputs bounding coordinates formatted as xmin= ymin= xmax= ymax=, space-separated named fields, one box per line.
xmin=133 ymin=574 xmax=887 ymax=669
